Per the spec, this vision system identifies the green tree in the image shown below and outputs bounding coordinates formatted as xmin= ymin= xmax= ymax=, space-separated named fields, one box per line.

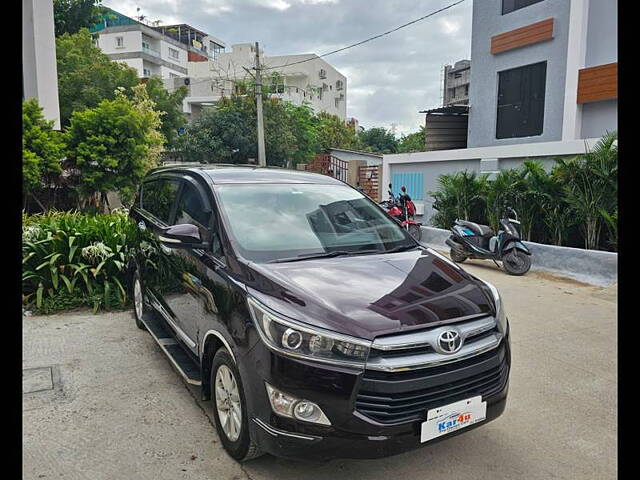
xmin=180 ymin=95 xmax=321 ymax=167
xmin=314 ymin=112 xmax=361 ymax=152
xmin=54 ymin=0 xmax=105 ymax=37
xmin=398 ymin=126 xmax=425 ymax=153
xmin=143 ymin=77 xmax=188 ymax=150
xmin=284 ymin=102 xmax=319 ymax=165
xmin=64 ymin=87 xmax=164 ymax=209
xmin=358 ymin=127 xmax=399 ymax=154
xmin=56 ymin=29 xmax=139 ymax=126
xmin=22 ymin=99 xmax=66 ymax=208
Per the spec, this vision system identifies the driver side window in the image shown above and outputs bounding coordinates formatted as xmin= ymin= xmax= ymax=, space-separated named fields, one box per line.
xmin=174 ymin=181 xmax=223 ymax=257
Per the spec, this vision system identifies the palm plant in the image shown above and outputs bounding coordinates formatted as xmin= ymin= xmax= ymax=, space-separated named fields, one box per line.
xmin=554 ymin=131 xmax=617 ymax=250
xmin=430 ymin=170 xmax=488 ymax=228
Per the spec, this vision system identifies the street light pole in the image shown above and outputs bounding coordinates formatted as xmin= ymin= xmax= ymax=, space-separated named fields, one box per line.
xmin=254 ymin=42 xmax=266 ymax=167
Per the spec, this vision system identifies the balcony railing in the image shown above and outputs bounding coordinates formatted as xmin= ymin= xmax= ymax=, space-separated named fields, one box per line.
xmin=142 ymin=45 xmax=161 ymax=58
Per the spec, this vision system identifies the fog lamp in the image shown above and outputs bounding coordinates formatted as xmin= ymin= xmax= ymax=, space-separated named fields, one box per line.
xmin=265 ymin=383 xmax=331 ymax=426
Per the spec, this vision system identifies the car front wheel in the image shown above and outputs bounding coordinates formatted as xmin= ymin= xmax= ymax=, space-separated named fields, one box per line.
xmin=132 ymin=270 xmax=147 ymax=330
xmin=211 ymin=348 xmax=262 ymax=462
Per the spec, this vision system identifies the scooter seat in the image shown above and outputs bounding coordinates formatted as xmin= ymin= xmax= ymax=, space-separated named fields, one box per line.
xmin=456 ymin=220 xmax=494 ymax=237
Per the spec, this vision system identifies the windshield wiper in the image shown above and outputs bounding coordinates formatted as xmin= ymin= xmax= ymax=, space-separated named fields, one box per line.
xmin=271 ymin=250 xmax=354 ymax=263
xmin=384 ymin=244 xmax=421 ymax=253
xmin=271 ymin=245 xmax=419 ymax=263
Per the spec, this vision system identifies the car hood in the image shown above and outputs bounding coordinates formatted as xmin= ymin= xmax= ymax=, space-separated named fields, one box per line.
xmin=243 ymin=249 xmax=494 ymax=341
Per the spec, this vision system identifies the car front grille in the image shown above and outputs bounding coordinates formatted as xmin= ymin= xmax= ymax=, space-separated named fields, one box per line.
xmin=355 ymin=343 xmax=508 ymax=424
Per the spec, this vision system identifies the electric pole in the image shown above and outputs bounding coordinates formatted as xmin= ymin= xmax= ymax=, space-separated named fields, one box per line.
xmin=254 ymin=42 xmax=266 ymax=167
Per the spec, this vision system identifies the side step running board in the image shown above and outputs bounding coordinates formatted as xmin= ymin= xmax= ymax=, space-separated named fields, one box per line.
xmin=139 ymin=311 xmax=202 ymax=387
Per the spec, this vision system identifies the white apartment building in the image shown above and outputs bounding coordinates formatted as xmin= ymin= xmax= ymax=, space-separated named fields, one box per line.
xmin=91 ymin=9 xmax=225 ymax=80
xmin=180 ymin=43 xmax=347 ymax=121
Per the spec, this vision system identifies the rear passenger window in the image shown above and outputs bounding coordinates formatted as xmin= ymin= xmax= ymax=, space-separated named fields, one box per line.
xmin=141 ymin=179 xmax=180 ymax=224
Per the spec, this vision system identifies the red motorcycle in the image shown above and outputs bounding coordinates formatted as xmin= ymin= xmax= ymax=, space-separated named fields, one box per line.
xmin=379 ymin=184 xmax=422 ymax=241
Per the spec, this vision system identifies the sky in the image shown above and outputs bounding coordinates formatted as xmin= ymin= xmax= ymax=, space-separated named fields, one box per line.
xmin=103 ymin=0 xmax=473 ymax=136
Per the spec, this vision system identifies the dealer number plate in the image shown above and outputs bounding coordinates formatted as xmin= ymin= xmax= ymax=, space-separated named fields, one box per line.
xmin=420 ymin=396 xmax=487 ymax=443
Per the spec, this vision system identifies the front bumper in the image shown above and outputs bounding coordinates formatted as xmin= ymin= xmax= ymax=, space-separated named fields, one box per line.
xmin=250 ymin=394 xmax=508 ymax=461
xmin=238 ymin=332 xmax=511 ymax=461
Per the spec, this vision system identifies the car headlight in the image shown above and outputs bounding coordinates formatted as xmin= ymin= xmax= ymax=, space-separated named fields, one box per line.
xmin=478 ymin=279 xmax=508 ymax=335
xmin=247 ymin=297 xmax=371 ymax=368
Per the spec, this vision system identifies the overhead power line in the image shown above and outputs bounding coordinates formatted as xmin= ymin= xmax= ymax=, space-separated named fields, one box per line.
xmin=165 ymin=0 xmax=467 ymax=91
xmin=262 ymin=0 xmax=468 ymax=71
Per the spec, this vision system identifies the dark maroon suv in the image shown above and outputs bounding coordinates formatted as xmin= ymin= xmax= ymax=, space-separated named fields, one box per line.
xmin=128 ymin=165 xmax=510 ymax=462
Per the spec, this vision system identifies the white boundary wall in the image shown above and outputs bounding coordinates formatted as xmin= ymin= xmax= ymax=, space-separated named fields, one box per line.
xmin=420 ymin=226 xmax=617 ymax=287
xmin=383 ymin=138 xmax=601 ymax=224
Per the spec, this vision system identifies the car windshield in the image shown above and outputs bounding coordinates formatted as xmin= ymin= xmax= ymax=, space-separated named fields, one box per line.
xmin=215 ymin=183 xmax=416 ymax=263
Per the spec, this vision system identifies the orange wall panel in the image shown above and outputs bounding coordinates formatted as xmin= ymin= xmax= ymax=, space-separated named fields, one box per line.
xmin=491 ymin=18 xmax=554 ymax=54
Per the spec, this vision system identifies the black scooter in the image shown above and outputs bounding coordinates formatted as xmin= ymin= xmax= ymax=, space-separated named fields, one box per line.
xmin=445 ymin=206 xmax=532 ymax=275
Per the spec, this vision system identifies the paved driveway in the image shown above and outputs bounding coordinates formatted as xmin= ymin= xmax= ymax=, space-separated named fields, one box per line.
xmin=23 ymin=260 xmax=617 ymax=480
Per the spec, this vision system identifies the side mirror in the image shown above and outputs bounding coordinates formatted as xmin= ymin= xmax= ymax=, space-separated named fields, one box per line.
xmin=159 ymin=224 xmax=210 ymax=250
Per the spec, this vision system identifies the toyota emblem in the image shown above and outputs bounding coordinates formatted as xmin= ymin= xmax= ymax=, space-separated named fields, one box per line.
xmin=437 ymin=330 xmax=463 ymax=354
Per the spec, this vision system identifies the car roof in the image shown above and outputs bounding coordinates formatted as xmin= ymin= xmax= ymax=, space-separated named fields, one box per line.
xmin=148 ymin=164 xmax=345 ymax=185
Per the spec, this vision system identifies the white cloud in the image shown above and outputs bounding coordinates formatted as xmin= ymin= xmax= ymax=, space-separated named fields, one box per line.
xmin=101 ymin=0 xmax=472 ymax=133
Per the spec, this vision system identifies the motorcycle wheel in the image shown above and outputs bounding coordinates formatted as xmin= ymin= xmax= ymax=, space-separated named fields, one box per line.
xmin=450 ymin=249 xmax=467 ymax=263
xmin=408 ymin=224 xmax=422 ymax=241
xmin=502 ymin=250 xmax=531 ymax=275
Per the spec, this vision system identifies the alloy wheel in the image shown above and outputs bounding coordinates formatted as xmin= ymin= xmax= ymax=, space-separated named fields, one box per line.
xmin=215 ymin=365 xmax=243 ymax=442
xmin=134 ymin=277 xmax=144 ymax=320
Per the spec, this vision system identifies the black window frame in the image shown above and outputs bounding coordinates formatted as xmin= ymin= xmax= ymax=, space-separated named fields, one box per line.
xmin=502 ymin=0 xmax=544 ymax=15
xmin=496 ymin=61 xmax=547 ymax=140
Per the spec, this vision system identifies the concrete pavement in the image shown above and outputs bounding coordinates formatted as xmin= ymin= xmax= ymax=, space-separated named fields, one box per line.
xmin=23 ymin=260 xmax=617 ymax=480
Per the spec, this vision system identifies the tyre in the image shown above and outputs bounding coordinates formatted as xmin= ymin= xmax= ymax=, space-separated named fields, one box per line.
xmin=502 ymin=249 xmax=531 ymax=275
xmin=408 ymin=224 xmax=422 ymax=241
xmin=450 ymin=248 xmax=468 ymax=263
xmin=132 ymin=269 xmax=147 ymax=330
xmin=211 ymin=348 xmax=263 ymax=462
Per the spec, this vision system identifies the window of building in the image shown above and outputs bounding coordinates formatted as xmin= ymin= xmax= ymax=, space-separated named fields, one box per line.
xmin=502 ymin=0 xmax=544 ymax=15
xmin=336 ymin=80 xmax=344 ymax=91
xmin=115 ymin=36 xmax=124 ymax=48
xmin=141 ymin=179 xmax=181 ymax=224
xmin=143 ymin=68 xmax=152 ymax=77
xmin=168 ymin=47 xmax=180 ymax=60
xmin=496 ymin=61 xmax=546 ymax=139
xmin=464 ymin=84 xmax=469 ymax=96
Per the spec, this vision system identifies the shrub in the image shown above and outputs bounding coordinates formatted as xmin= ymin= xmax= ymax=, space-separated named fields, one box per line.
xmin=22 ymin=210 xmax=151 ymax=314
xmin=427 ymin=131 xmax=617 ymax=251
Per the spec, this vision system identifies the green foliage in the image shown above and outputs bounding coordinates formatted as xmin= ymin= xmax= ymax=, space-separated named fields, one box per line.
xmin=431 ymin=171 xmax=488 ymax=228
xmin=358 ymin=127 xmax=399 ymax=154
xmin=398 ymin=126 xmax=425 ymax=153
xmin=64 ymin=87 xmax=164 ymax=206
xmin=179 ymin=95 xmax=340 ymax=166
xmin=22 ymin=210 xmax=146 ymax=313
xmin=22 ymin=99 xmax=66 ymax=195
xmin=429 ymin=132 xmax=617 ymax=251
xmin=553 ymin=131 xmax=618 ymax=250
xmin=144 ymin=77 xmax=188 ymax=150
xmin=314 ymin=111 xmax=362 ymax=153
xmin=56 ymin=29 xmax=139 ymax=126
xmin=54 ymin=0 xmax=105 ymax=37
